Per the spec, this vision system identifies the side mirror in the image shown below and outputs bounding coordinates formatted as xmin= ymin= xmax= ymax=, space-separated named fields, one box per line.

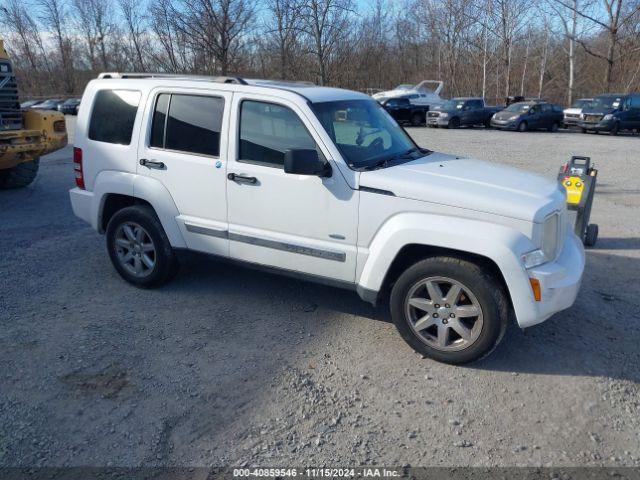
xmin=284 ymin=149 xmax=331 ymax=177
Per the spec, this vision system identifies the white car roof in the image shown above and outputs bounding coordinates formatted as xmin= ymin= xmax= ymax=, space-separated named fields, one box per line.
xmin=91 ymin=73 xmax=370 ymax=104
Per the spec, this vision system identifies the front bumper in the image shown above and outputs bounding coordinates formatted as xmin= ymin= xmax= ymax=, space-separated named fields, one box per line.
xmin=518 ymin=233 xmax=585 ymax=328
xmin=563 ymin=116 xmax=581 ymax=126
xmin=427 ymin=116 xmax=449 ymax=126
xmin=579 ymin=119 xmax=614 ymax=131
xmin=490 ymin=119 xmax=517 ymax=130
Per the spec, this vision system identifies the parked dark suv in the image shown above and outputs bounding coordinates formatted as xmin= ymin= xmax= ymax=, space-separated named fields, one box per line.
xmin=579 ymin=93 xmax=640 ymax=135
xmin=491 ymin=101 xmax=564 ymax=132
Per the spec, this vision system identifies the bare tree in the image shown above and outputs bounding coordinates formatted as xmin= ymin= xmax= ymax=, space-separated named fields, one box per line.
xmin=172 ymin=0 xmax=255 ymax=75
xmin=37 ymin=0 xmax=75 ymax=93
xmin=119 ymin=0 xmax=149 ymax=71
xmin=554 ymin=0 xmax=640 ymax=90
xmin=264 ymin=0 xmax=304 ymax=79
xmin=484 ymin=0 xmax=531 ymax=97
xmin=300 ymin=0 xmax=353 ymax=85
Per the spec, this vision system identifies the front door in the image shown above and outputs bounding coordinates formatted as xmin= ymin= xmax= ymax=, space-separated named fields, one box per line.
xmin=136 ymin=88 xmax=233 ymax=256
xmin=226 ymin=95 xmax=358 ymax=283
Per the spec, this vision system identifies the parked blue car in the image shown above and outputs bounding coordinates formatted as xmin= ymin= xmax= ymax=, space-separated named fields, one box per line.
xmin=490 ymin=101 xmax=563 ymax=132
xmin=579 ymin=93 xmax=640 ymax=135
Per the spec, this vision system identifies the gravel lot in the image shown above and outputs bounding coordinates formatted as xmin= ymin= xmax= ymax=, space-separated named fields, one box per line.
xmin=1 ymin=119 xmax=639 ymax=468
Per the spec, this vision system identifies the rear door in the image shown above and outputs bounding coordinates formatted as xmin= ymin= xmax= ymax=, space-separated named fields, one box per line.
xmin=136 ymin=88 xmax=233 ymax=256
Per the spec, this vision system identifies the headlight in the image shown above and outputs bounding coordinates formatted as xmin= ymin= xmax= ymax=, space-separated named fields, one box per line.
xmin=440 ymin=112 xmax=448 ymax=118
xmin=509 ymin=115 xmax=519 ymax=121
xmin=603 ymin=114 xmax=613 ymax=121
xmin=542 ymin=213 xmax=559 ymax=261
xmin=522 ymin=214 xmax=560 ymax=269
xmin=522 ymin=249 xmax=547 ymax=269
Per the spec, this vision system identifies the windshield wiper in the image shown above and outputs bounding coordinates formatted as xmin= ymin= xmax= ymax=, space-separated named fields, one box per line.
xmin=359 ymin=147 xmax=431 ymax=171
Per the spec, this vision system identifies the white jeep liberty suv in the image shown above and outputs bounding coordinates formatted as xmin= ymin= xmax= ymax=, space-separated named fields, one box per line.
xmin=69 ymin=73 xmax=585 ymax=364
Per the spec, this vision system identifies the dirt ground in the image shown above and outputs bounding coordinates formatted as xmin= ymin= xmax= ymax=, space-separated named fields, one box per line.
xmin=1 ymin=119 xmax=639 ymax=467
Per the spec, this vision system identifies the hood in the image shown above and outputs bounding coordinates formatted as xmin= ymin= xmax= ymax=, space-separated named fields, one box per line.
xmin=494 ymin=110 xmax=522 ymax=121
xmin=432 ymin=106 xmax=457 ymax=114
xmin=582 ymin=107 xmax=616 ymax=116
xmin=563 ymin=107 xmax=582 ymax=114
xmin=359 ymin=153 xmax=564 ymax=222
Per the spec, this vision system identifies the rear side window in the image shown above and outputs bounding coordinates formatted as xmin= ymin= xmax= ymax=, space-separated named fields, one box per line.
xmin=630 ymin=95 xmax=640 ymax=108
xmin=239 ymin=101 xmax=317 ymax=168
xmin=150 ymin=93 xmax=224 ymax=156
xmin=89 ymin=90 xmax=141 ymax=145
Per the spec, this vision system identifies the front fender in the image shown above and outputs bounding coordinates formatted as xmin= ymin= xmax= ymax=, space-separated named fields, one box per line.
xmin=357 ymin=212 xmax=538 ymax=326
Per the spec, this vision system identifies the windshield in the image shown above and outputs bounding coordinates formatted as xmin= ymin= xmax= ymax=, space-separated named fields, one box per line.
xmin=591 ymin=95 xmax=622 ymax=109
xmin=504 ymin=103 xmax=530 ymax=113
xmin=441 ymin=99 xmax=466 ymax=110
xmin=572 ymin=99 xmax=592 ymax=109
xmin=311 ymin=99 xmax=426 ymax=170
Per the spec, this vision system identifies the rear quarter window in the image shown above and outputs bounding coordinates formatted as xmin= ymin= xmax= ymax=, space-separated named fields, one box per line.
xmin=89 ymin=89 xmax=141 ymax=145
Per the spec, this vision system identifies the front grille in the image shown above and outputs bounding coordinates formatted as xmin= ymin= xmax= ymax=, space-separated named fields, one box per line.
xmin=565 ymin=113 xmax=579 ymax=119
xmin=583 ymin=114 xmax=602 ymax=123
xmin=0 ymin=61 xmax=22 ymax=131
xmin=427 ymin=111 xmax=440 ymax=118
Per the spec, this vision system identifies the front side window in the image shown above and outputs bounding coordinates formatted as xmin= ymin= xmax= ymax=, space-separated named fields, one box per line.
xmin=239 ymin=101 xmax=317 ymax=167
xmin=89 ymin=90 xmax=141 ymax=145
xmin=150 ymin=93 xmax=224 ymax=156
xmin=311 ymin=99 xmax=424 ymax=170
xmin=630 ymin=95 xmax=640 ymax=108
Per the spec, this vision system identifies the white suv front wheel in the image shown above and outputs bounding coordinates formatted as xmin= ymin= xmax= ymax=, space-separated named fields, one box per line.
xmin=390 ymin=256 xmax=508 ymax=364
xmin=106 ymin=205 xmax=178 ymax=287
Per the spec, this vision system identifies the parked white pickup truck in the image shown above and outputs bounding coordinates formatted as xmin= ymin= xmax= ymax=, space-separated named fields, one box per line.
xmin=69 ymin=74 xmax=585 ymax=364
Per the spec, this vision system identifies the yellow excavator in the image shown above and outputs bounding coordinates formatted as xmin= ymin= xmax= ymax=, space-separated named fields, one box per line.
xmin=0 ymin=39 xmax=67 ymax=188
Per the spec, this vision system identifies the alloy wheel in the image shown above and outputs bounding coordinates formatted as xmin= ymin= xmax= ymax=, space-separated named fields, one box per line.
xmin=113 ymin=222 xmax=156 ymax=278
xmin=404 ymin=276 xmax=484 ymax=352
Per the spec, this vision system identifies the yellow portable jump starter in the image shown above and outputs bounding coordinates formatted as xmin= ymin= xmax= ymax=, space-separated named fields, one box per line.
xmin=558 ymin=156 xmax=599 ymax=246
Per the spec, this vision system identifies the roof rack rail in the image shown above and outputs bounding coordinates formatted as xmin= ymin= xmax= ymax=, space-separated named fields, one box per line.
xmin=97 ymin=72 xmax=248 ymax=85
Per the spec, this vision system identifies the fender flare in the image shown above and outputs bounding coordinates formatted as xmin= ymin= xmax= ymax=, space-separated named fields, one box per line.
xmin=357 ymin=212 xmax=538 ymax=325
xmin=92 ymin=171 xmax=187 ymax=248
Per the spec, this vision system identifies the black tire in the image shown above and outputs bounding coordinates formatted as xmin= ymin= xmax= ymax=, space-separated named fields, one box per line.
xmin=548 ymin=122 xmax=559 ymax=132
xmin=448 ymin=117 xmax=460 ymax=129
xmin=389 ymin=256 xmax=509 ymax=365
xmin=610 ymin=122 xmax=620 ymax=136
xmin=517 ymin=121 xmax=528 ymax=132
xmin=0 ymin=158 xmax=40 ymax=189
xmin=411 ymin=112 xmax=423 ymax=127
xmin=484 ymin=118 xmax=492 ymax=128
xmin=584 ymin=224 xmax=598 ymax=247
xmin=581 ymin=128 xmax=588 ymax=133
xmin=106 ymin=205 xmax=178 ymax=288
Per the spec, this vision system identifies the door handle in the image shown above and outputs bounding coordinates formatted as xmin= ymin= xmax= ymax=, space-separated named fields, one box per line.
xmin=227 ymin=173 xmax=258 ymax=184
xmin=139 ymin=158 xmax=166 ymax=170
